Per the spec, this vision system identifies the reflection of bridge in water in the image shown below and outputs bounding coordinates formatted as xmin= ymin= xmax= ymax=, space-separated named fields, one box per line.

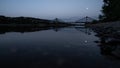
xmin=74 ymin=26 xmax=92 ymax=35
xmin=52 ymin=26 xmax=92 ymax=35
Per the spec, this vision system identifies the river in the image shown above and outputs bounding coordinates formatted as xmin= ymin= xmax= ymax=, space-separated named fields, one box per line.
xmin=0 ymin=26 xmax=120 ymax=68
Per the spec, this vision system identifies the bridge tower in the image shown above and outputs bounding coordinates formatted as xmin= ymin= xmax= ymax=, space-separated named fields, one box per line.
xmin=85 ymin=16 xmax=88 ymax=23
xmin=75 ymin=16 xmax=96 ymax=24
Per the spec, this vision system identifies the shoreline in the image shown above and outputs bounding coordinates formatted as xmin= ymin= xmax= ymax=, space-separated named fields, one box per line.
xmin=87 ymin=21 xmax=120 ymax=41
xmin=87 ymin=21 xmax=120 ymax=30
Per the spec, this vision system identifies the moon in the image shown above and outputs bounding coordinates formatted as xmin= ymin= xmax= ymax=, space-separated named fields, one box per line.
xmin=86 ymin=8 xmax=89 ymax=10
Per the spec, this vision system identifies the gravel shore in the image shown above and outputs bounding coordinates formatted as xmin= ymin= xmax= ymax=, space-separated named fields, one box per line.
xmin=88 ymin=21 xmax=120 ymax=40
xmin=88 ymin=21 xmax=120 ymax=58
xmin=88 ymin=21 xmax=120 ymax=30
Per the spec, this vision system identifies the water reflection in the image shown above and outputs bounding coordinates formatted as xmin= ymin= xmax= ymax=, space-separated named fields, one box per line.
xmin=95 ymin=28 xmax=120 ymax=60
xmin=0 ymin=27 xmax=50 ymax=34
xmin=0 ymin=26 xmax=92 ymax=35
xmin=74 ymin=26 xmax=92 ymax=35
xmin=95 ymin=37 xmax=120 ymax=60
xmin=0 ymin=26 xmax=120 ymax=68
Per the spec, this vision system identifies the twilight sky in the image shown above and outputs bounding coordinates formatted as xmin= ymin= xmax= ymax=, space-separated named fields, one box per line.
xmin=0 ymin=0 xmax=103 ymax=19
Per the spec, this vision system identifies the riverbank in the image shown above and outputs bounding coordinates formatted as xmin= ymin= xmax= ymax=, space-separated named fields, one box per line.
xmin=87 ymin=21 xmax=120 ymax=40
xmin=87 ymin=21 xmax=120 ymax=59
xmin=87 ymin=21 xmax=120 ymax=30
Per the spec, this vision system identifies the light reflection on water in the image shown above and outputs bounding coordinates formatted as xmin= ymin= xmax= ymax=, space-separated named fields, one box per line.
xmin=0 ymin=26 xmax=120 ymax=68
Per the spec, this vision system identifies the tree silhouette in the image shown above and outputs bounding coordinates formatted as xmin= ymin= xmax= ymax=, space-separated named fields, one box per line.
xmin=100 ymin=0 xmax=120 ymax=21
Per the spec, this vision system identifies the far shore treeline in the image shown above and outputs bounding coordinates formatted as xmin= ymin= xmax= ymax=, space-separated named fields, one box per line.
xmin=0 ymin=15 xmax=72 ymax=27
xmin=0 ymin=15 xmax=50 ymax=24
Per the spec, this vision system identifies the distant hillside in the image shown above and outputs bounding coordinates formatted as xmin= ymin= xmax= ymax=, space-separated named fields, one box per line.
xmin=0 ymin=15 xmax=73 ymax=27
xmin=0 ymin=15 xmax=51 ymax=24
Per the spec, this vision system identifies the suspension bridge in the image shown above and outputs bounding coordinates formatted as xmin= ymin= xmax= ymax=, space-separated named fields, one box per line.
xmin=52 ymin=16 xmax=97 ymax=26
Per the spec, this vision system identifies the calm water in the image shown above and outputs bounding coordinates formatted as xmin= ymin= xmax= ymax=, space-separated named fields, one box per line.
xmin=0 ymin=26 xmax=120 ymax=68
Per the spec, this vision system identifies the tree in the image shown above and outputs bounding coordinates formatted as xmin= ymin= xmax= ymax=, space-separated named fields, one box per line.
xmin=101 ymin=0 xmax=120 ymax=21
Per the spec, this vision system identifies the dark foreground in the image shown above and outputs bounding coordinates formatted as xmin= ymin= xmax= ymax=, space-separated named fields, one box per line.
xmin=0 ymin=26 xmax=120 ymax=68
